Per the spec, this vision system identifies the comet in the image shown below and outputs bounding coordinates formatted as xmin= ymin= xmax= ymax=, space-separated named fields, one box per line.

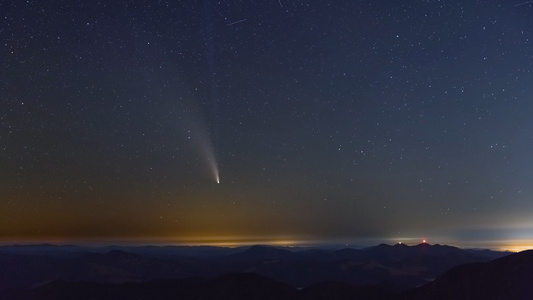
xmin=176 ymin=101 xmax=219 ymax=184
xmin=205 ymin=151 xmax=219 ymax=184
xmin=198 ymin=131 xmax=219 ymax=184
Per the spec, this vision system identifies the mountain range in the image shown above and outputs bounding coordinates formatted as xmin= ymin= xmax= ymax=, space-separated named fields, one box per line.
xmin=0 ymin=243 xmax=526 ymax=299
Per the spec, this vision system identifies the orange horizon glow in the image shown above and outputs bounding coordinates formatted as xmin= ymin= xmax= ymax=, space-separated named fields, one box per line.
xmin=0 ymin=235 xmax=532 ymax=252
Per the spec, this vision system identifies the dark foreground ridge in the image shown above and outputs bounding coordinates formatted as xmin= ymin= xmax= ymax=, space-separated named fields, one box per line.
xmin=399 ymin=249 xmax=533 ymax=300
xmin=0 ymin=243 xmax=527 ymax=299
xmin=0 ymin=272 xmax=396 ymax=300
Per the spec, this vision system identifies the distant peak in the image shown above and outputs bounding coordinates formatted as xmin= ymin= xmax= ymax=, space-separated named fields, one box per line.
xmin=104 ymin=249 xmax=130 ymax=256
xmin=246 ymin=245 xmax=293 ymax=253
xmin=248 ymin=244 xmax=274 ymax=249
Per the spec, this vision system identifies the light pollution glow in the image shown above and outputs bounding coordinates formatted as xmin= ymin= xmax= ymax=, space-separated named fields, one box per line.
xmin=3 ymin=235 xmax=531 ymax=252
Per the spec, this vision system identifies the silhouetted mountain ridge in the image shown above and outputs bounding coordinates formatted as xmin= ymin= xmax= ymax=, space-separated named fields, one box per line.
xmin=227 ymin=245 xmax=295 ymax=261
xmin=0 ymin=243 xmax=511 ymax=294
xmin=3 ymin=250 xmax=532 ymax=299
xmin=0 ymin=273 xmax=396 ymax=300
xmin=400 ymin=249 xmax=533 ymax=300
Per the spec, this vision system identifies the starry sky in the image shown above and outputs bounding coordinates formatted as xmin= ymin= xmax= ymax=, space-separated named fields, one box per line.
xmin=1 ymin=0 xmax=533 ymax=250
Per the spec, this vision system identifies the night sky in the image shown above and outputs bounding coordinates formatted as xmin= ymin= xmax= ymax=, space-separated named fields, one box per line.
xmin=2 ymin=0 xmax=533 ymax=250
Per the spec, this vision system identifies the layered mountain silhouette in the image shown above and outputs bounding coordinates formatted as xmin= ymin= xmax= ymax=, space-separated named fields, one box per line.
xmin=1 ymin=273 xmax=397 ymax=300
xmin=0 ymin=243 xmax=525 ymax=300
xmin=399 ymin=249 xmax=533 ymax=300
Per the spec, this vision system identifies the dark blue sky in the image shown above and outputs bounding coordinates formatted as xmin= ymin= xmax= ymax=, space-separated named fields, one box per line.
xmin=1 ymin=0 xmax=533 ymax=250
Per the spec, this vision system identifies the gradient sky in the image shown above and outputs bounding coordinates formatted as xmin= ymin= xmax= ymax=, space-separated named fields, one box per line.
xmin=1 ymin=0 xmax=533 ymax=250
